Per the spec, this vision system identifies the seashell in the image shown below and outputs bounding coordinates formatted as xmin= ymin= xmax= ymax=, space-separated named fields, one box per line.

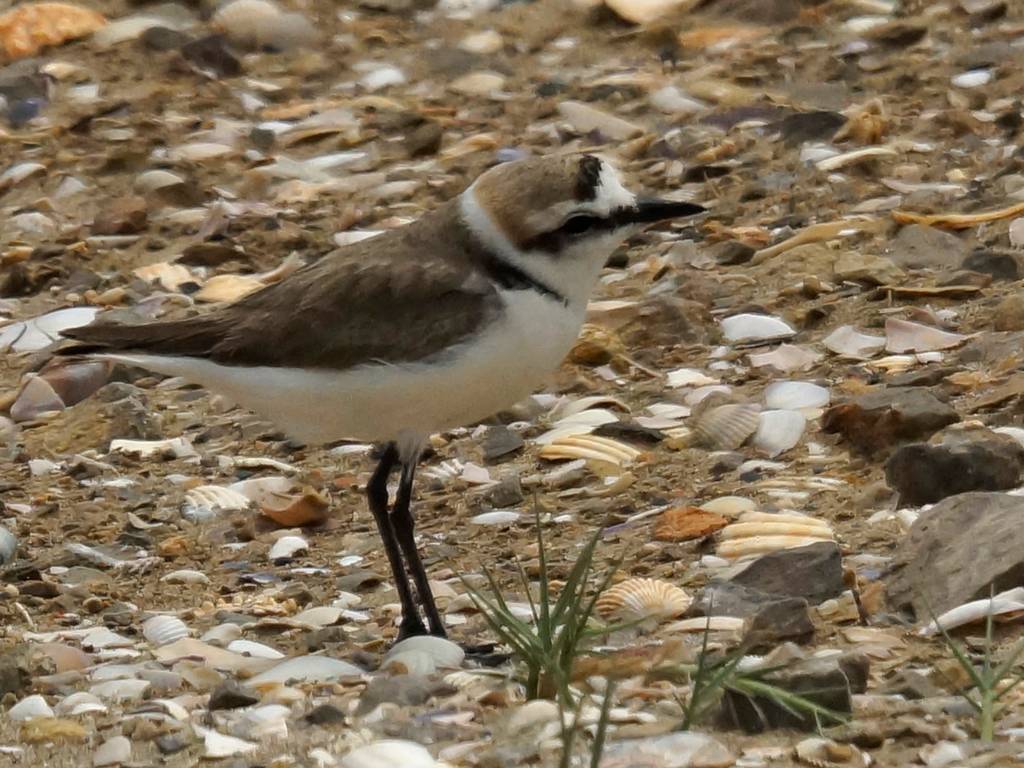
xmin=248 ymin=655 xmax=364 ymax=685
xmin=261 ymin=491 xmax=330 ymax=527
xmin=469 ymin=510 xmax=520 ymax=526
xmin=341 ymin=740 xmax=439 ymax=768
xmin=654 ymin=507 xmax=728 ymax=542
xmin=0 ymin=3 xmax=106 ymax=60
xmin=450 ymin=71 xmax=506 ymax=96
xmin=538 ymin=434 xmax=641 ymax=467
xmin=603 ymin=0 xmax=698 ymax=27
xmin=292 ymin=606 xmax=343 ymax=628
xmin=700 ymin=496 xmax=756 ymax=516
xmin=794 ymin=737 xmax=866 ymax=767
xmin=763 ymin=381 xmax=829 ymax=412
xmin=386 ymin=635 xmax=465 ymax=669
xmin=720 ymin=521 xmax=833 ymax=541
xmin=599 ymin=732 xmax=734 ymax=768
xmin=382 ymin=650 xmax=437 ymax=677
xmin=212 ymin=0 xmax=314 ymax=51
xmin=92 ymin=15 xmax=173 ymax=48
xmin=738 ymin=511 xmax=833 ymax=532
xmin=53 ymin=692 xmax=105 ymax=717
xmin=0 ymin=162 xmax=46 ymax=191
xmin=0 ymin=307 xmax=99 ymax=354
xmin=662 ymin=616 xmax=747 ymax=633
xmin=10 ymin=212 xmax=56 ymax=237
xmin=169 ymin=142 xmax=234 ymax=163
xmin=161 ymin=569 xmax=210 ymax=585
xmin=684 ymin=385 xmax=732 ymax=406
xmin=918 ymin=587 xmax=1024 ymax=636
xmin=88 ymin=679 xmax=151 ymax=703
xmin=952 ymin=69 xmax=992 ymax=88
xmin=10 ymin=375 xmax=64 ymax=422
xmin=596 ymin=578 xmax=692 ymax=623
xmin=134 ymin=262 xmax=194 ymax=292
xmin=92 ymin=735 xmax=131 ymax=767
xmin=194 ymin=274 xmax=262 ymax=303
xmin=195 ymin=726 xmax=257 ymax=759
xmin=459 ymin=29 xmax=503 ymax=54
xmin=748 ymin=344 xmax=822 ymax=373
xmin=692 ymin=403 xmax=760 ymax=450
xmin=200 ymin=624 xmax=242 ymax=646
xmin=34 ymin=359 xmax=111 ymax=409
xmin=110 ymin=437 xmax=197 ymax=459
xmin=268 ymin=535 xmax=308 ymax=562
xmin=822 ymin=325 xmax=885 ymax=360
xmin=359 ymin=65 xmax=407 ymax=92
xmin=142 ymin=615 xmax=189 ymax=647
xmin=134 ymin=169 xmax=185 ymax=193
xmin=557 ymin=100 xmax=643 ymax=141
xmin=920 ymin=742 xmax=967 ymax=767
xmin=666 ymin=367 xmax=718 ymax=388
xmin=233 ymin=703 xmax=290 ymax=740
xmin=8 ymin=694 xmax=54 ymax=721
xmin=884 ymin=318 xmax=967 ymax=353
xmin=717 ymin=535 xmax=832 ymax=559
xmin=720 ymin=313 xmax=795 ymax=345
xmin=228 ymin=476 xmax=295 ymax=505
xmin=227 ymin=640 xmax=285 ymax=659
xmin=182 ymin=485 xmax=250 ymax=522
xmin=815 ymin=146 xmax=896 ymax=172
xmin=753 ymin=410 xmax=807 ymax=458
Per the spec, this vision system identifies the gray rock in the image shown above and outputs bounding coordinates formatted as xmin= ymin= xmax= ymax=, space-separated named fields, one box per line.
xmin=693 ymin=581 xmax=813 ymax=647
xmin=209 ymin=680 xmax=259 ymax=710
xmin=962 ymin=249 xmax=1020 ymax=281
xmin=992 ymin=294 xmax=1024 ymax=332
xmin=822 ymin=388 xmax=958 ymax=456
xmin=727 ymin=542 xmax=846 ymax=606
xmin=720 ymin=650 xmax=869 ymax=732
xmin=889 ymin=224 xmax=970 ymax=270
xmin=885 ymin=428 xmax=1024 ymax=505
xmin=482 ymin=426 xmax=524 ymax=462
xmin=304 ymin=702 xmax=346 ymax=726
xmin=0 ymin=653 xmax=30 ymax=697
xmin=354 ymin=675 xmax=440 ymax=715
xmin=484 ymin=472 xmax=524 ymax=508
xmin=887 ymin=492 xmax=1024 ymax=616
xmin=708 ymin=240 xmax=755 ymax=265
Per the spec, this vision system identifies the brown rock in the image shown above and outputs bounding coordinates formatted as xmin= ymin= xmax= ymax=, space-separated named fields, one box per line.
xmin=822 ymin=388 xmax=958 ymax=456
xmin=992 ymin=294 xmax=1024 ymax=331
xmin=91 ymin=196 xmax=148 ymax=235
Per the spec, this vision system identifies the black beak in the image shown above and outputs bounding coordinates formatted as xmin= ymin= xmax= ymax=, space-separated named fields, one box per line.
xmin=631 ymin=197 xmax=706 ymax=224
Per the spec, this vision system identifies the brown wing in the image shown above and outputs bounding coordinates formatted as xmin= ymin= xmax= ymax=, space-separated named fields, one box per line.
xmin=62 ymin=216 xmax=497 ymax=370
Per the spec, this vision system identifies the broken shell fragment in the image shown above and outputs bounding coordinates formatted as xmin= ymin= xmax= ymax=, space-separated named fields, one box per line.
xmin=0 ymin=2 xmax=106 ymax=60
xmin=268 ymin=535 xmax=309 ymax=562
xmin=720 ymin=313 xmax=795 ymax=345
xmin=822 ymin=325 xmax=886 ymax=360
xmin=763 ymin=381 xmax=829 ymax=412
xmin=753 ymin=410 xmax=807 ymax=458
xmin=654 ymin=507 xmax=728 ymax=542
xmin=260 ymin=491 xmax=330 ymax=527
xmin=884 ymin=318 xmax=967 ymax=353
xmin=794 ymin=737 xmax=866 ymax=767
xmin=596 ymin=578 xmax=692 ymax=623
xmin=918 ymin=587 xmax=1024 ymax=636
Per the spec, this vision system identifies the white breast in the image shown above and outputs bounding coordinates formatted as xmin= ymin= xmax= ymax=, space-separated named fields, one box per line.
xmin=105 ymin=289 xmax=583 ymax=445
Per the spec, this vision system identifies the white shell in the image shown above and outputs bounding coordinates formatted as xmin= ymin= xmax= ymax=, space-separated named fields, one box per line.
xmin=918 ymin=587 xmax=1024 ymax=636
xmin=341 ymin=740 xmax=438 ymax=768
xmin=161 ymin=569 xmax=211 ymax=585
xmin=748 ymin=344 xmax=822 ymax=373
xmin=268 ymin=535 xmax=309 ymax=561
xmin=604 ymin=0 xmax=694 ymax=24
xmin=93 ymin=735 xmax=131 ymax=767
xmin=822 ymin=325 xmax=885 ymax=360
xmin=228 ymin=476 xmax=295 ymax=505
xmin=293 ymin=606 xmax=344 ymax=628
xmin=763 ymin=381 xmax=829 ymax=411
xmin=700 ymin=496 xmax=757 ymax=516
xmin=884 ymin=318 xmax=967 ymax=353
xmin=200 ymin=624 xmax=243 ymax=646
xmin=248 ymin=655 xmax=364 ymax=685
xmin=233 ymin=704 xmax=290 ymax=740
xmin=952 ymin=69 xmax=992 ymax=88
xmin=0 ymin=307 xmax=99 ymax=354
xmin=0 ymin=525 xmax=17 ymax=565
xmin=0 ymin=162 xmax=46 ymax=191
xmin=135 ymin=169 xmax=185 ymax=193
xmin=54 ymin=692 xmax=106 ymax=717
xmin=195 ymin=726 xmax=257 ymax=759
xmin=720 ymin=313 xmax=795 ymax=344
xmin=143 ymin=615 xmax=190 ymax=647
xmin=227 ymin=639 xmax=285 ymax=659
xmin=386 ymin=636 xmax=465 ymax=669
xmin=109 ymin=437 xmax=196 ymax=459
xmin=169 ymin=142 xmax=234 ymax=162
xmin=382 ymin=650 xmax=437 ymax=677
xmin=663 ymin=616 xmax=747 ymax=633
xmin=89 ymin=679 xmax=151 ymax=702
xmin=753 ymin=410 xmax=807 ymax=458
xmin=8 ymin=694 xmax=54 ymax=721
xmin=469 ymin=510 xmax=520 ymax=526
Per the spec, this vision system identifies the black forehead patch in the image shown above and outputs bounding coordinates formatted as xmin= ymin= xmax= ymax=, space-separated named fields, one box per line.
xmin=575 ymin=155 xmax=603 ymax=201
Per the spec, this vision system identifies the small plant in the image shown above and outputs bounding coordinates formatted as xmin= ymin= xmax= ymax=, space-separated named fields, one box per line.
xmin=929 ymin=594 xmax=1024 ymax=742
xmin=461 ymin=511 xmax=622 ymax=703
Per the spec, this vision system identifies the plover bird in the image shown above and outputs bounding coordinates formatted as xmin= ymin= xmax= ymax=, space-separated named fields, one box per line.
xmin=60 ymin=153 xmax=705 ymax=639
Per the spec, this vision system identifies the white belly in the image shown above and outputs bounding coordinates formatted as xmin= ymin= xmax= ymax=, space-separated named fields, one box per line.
xmin=105 ymin=290 xmax=583 ymax=445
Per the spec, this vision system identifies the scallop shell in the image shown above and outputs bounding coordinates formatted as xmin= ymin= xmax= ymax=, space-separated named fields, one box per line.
xmin=717 ymin=535 xmax=833 ymax=560
xmin=654 ymin=507 xmax=728 ymax=542
xmin=738 ymin=511 xmax=834 ymax=532
xmin=794 ymin=737 xmax=866 ymax=767
xmin=0 ymin=2 xmax=106 ymax=60
xmin=538 ymin=434 xmax=641 ymax=467
xmin=692 ymin=403 xmax=760 ymax=450
xmin=182 ymin=485 xmax=251 ymax=522
xmin=596 ymin=578 xmax=692 ymax=623
xmin=142 ymin=615 xmax=189 ymax=647
xmin=720 ymin=522 xmax=833 ymax=541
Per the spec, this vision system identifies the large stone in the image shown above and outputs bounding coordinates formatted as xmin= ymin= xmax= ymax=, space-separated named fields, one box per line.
xmin=885 ymin=427 xmax=1024 ymax=505
xmin=822 ymin=388 xmax=958 ymax=456
xmin=726 ymin=542 xmax=846 ymax=606
xmin=694 ymin=581 xmax=814 ymax=648
xmin=720 ymin=649 xmax=869 ymax=732
xmin=992 ymin=294 xmax=1024 ymax=332
xmin=962 ymin=248 xmax=1020 ymax=281
xmin=888 ymin=224 xmax=970 ymax=270
xmin=886 ymin=492 xmax=1024 ymax=616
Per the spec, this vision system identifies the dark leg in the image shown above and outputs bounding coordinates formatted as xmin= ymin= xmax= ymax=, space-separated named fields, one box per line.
xmin=391 ymin=458 xmax=446 ymax=637
xmin=366 ymin=442 xmax=426 ymax=639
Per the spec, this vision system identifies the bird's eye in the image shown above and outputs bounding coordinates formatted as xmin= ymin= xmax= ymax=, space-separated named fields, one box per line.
xmin=562 ymin=215 xmax=599 ymax=236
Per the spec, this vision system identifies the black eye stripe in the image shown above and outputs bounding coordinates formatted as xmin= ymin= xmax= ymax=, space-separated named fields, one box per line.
xmin=520 ymin=207 xmax=632 ymax=254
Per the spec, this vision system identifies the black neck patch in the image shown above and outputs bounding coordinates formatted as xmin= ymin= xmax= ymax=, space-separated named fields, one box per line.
xmin=575 ymin=155 xmax=603 ymax=201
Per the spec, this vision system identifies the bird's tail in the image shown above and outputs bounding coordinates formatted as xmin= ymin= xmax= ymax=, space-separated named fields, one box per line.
xmin=59 ymin=315 xmax=228 ymax=359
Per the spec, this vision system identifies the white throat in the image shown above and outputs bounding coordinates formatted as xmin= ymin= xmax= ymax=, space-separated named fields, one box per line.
xmin=458 ymin=184 xmax=622 ymax=311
